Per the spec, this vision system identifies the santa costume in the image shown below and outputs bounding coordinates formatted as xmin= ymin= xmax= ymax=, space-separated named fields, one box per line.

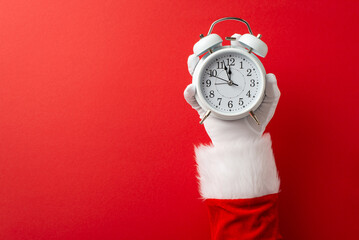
xmin=195 ymin=135 xmax=281 ymax=239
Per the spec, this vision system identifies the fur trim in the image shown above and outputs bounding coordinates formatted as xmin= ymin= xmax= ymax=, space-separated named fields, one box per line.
xmin=195 ymin=134 xmax=280 ymax=199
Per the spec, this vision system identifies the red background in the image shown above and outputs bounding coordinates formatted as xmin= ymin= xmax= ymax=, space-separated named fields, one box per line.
xmin=1 ymin=0 xmax=358 ymax=239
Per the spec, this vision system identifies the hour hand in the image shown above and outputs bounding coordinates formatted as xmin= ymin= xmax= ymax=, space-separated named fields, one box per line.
xmin=223 ymin=61 xmax=231 ymax=81
xmin=228 ymin=65 xmax=232 ymax=79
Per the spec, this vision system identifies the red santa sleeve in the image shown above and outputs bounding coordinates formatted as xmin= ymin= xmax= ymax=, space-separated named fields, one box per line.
xmin=195 ymin=134 xmax=282 ymax=240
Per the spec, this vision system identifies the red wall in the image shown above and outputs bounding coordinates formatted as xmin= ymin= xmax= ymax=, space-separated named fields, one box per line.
xmin=0 ymin=0 xmax=358 ymax=239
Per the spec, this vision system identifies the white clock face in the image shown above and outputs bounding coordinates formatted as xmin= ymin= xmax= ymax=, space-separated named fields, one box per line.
xmin=198 ymin=49 xmax=265 ymax=118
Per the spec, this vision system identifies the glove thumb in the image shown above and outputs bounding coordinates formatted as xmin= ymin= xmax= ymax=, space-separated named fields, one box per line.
xmin=184 ymin=84 xmax=204 ymax=115
xmin=188 ymin=54 xmax=199 ymax=76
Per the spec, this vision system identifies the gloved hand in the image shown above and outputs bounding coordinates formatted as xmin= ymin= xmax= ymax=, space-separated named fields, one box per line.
xmin=184 ymin=34 xmax=281 ymax=146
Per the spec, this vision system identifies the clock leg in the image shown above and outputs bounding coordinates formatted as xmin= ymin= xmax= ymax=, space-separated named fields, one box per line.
xmin=200 ymin=110 xmax=211 ymax=124
xmin=249 ymin=111 xmax=260 ymax=125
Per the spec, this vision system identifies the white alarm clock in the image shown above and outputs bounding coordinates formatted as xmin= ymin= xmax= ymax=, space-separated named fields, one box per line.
xmin=191 ymin=17 xmax=268 ymax=125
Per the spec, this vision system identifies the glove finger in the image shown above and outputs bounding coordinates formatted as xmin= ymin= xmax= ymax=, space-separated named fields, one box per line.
xmin=230 ymin=33 xmax=245 ymax=48
xmin=264 ymin=73 xmax=281 ymax=99
xmin=248 ymin=74 xmax=280 ymax=132
xmin=188 ymin=54 xmax=199 ymax=76
xmin=183 ymin=84 xmax=204 ymax=115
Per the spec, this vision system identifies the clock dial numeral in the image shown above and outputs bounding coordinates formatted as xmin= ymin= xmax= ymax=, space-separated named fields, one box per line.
xmin=246 ymin=90 xmax=251 ymax=98
xmin=226 ymin=58 xmax=235 ymax=66
xmin=209 ymin=69 xmax=217 ymax=77
xmin=250 ymin=79 xmax=255 ymax=87
xmin=217 ymin=62 xmax=225 ymax=69
xmin=209 ymin=90 xmax=215 ymax=98
xmin=217 ymin=98 xmax=222 ymax=105
xmin=228 ymin=100 xmax=233 ymax=108
xmin=239 ymin=61 xmax=243 ymax=69
xmin=247 ymin=69 xmax=252 ymax=76
xmin=217 ymin=58 xmax=235 ymax=69
xmin=206 ymin=79 xmax=211 ymax=87
xmin=238 ymin=98 xmax=244 ymax=106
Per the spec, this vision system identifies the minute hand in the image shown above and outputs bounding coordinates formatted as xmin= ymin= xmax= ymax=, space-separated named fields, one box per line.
xmin=206 ymin=72 xmax=238 ymax=86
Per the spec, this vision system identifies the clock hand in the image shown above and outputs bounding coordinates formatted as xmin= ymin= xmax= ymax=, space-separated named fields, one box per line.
xmin=227 ymin=64 xmax=241 ymax=86
xmin=228 ymin=65 xmax=232 ymax=80
xmin=211 ymin=75 xmax=238 ymax=86
xmin=205 ymin=72 xmax=238 ymax=86
xmin=206 ymin=72 xmax=229 ymax=83
xmin=223 ymin=61 xmax=232 ymax=82
xmin=215 ymin=82 xmax=239 ymax=86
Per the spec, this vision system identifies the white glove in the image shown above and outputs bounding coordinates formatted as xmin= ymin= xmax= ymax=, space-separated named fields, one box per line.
xmin=184 ymin=34 xmax=281 ymax=146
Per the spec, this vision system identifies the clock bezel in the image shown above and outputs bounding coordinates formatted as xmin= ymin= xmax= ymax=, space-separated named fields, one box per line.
xmin=192 ymin=46 xmax=266 ymax=120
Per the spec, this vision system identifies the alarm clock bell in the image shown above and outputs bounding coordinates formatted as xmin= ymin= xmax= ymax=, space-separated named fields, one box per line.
xmin=193 ymin=32 xmax=268 ymax=58
xmin=193 ymin=34 xmax=223 ymax=56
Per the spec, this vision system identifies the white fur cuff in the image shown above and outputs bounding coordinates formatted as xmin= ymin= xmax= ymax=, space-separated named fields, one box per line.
xmin=195 ymin=134 xmax=280 ymax=199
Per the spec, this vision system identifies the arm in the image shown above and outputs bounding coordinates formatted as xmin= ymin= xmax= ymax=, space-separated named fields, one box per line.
xmin=184 ymin=34 xmax=282 ymax=240
xmin=195 ymin=135 xmax=281 ymax=240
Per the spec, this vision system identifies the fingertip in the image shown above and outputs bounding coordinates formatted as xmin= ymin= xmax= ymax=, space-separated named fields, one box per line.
xmin=187 ymin=54 xmax=199 ymax=63
xmin=266 ymin=73 xmax=277 ymax=83
xmin=265 ymin=73 xmax=281 ymax=98
xmin=187 ymin=54 xmax=199 ymax=76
